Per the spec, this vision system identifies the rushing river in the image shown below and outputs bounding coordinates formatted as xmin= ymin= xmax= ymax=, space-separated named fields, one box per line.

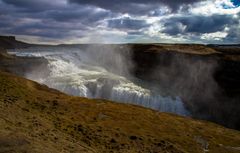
xmin=9 ymin=46 xmax=190 ymax=116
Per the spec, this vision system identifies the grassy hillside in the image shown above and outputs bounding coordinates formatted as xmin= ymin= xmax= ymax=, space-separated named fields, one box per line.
xmin=0 ymin=71 xmax=240 ymax=153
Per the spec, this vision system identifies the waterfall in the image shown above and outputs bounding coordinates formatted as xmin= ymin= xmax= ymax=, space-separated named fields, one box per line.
xmin=9 ymin=46 xmax=190 ymax=116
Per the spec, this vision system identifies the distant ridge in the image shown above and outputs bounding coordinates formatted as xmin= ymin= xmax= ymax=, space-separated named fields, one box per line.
xmin=0 ymin=35 xmax=31 ymax=49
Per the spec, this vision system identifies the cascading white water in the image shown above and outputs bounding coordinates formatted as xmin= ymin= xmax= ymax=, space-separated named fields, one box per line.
xmin=9 ymin=46 xmax=190 ymax=116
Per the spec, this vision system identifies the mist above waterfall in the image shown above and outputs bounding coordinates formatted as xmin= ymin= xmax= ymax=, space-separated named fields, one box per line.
xmin=9 ymin=45 xmax=189 ymax=116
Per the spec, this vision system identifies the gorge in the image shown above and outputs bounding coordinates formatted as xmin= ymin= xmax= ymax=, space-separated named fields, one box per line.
xmin=6 ymin=41 xmax=240 ymax=130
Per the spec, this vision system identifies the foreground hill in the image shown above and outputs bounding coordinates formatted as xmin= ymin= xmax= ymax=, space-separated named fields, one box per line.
xmin=0 ymin=71 xmax=240 ymax=153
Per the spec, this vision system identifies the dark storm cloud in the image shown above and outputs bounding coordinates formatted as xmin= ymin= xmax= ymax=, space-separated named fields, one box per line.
xmin=225 ymin=26 xmax=240 ymax=43
xmin=224 ymin=13 xmax=240 ymax=43
xmin=162 ymin=14 xmax=239 ymax=35
xmin=47 ymin=8 xmax=111 ymax=24
xmin=0 ymin=13 xmax=89 ymax=39
xmin=68 ymin=0 xmax=203 ymax=14
xmin=108 ymin=18 xmax=149 ymax=30
xmin=1 ymin=20 xmax=68 ymax=38
xmin=0 ymin=0 xmax=116 ymax=25
xmin=0 ymin=15 xmax=14 ymax=28
xmin=0 ymin=0 xmax=112 ymax=39
xmin=1 ymin=0 xmax=63 ymax=12
xmin=161 ymin=23 xmax=185 ymax=35
xmin=0 ymin=21 xmax=11 ymax=28
xmin=127 ymin=31 xmax=144 ymax=35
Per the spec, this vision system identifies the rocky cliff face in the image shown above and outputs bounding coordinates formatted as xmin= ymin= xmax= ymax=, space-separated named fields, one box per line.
xmin=130 ymin=44 xmax=240 ymax=130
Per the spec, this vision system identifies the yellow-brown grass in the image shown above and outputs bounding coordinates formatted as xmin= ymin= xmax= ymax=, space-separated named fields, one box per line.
xmin=0 ymin=71 xmax=240 ymax=152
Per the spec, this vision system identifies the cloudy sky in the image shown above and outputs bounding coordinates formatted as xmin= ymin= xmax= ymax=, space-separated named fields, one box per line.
xmin=0 ymin=0 xmax=239 ymax=44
